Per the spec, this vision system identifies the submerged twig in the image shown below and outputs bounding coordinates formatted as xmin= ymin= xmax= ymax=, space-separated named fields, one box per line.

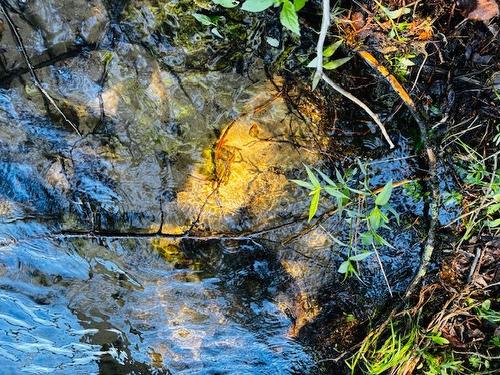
xmin=0 ymin=2 xmax=81 ymax=136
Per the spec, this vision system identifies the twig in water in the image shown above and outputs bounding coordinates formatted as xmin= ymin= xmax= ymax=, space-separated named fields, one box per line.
xmin=0 ymin=2 xmax=81 ymax=136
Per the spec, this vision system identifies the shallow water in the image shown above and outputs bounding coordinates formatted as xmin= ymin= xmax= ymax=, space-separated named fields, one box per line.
xmin=0 ymin=0 xmax=445 ymax=373
xmin=0 ymin=225 xmax=317 ymax=374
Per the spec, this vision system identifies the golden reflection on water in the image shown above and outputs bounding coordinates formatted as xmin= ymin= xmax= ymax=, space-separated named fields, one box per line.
xmin=176 ymin=80 xmax=326 ymax=231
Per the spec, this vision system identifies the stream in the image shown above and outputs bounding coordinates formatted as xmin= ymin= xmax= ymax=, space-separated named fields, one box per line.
xmin=0 ymin=1 xmax=460 ymax=374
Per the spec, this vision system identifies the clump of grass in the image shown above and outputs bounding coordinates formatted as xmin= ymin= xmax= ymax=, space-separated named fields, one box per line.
xmin=348 ymin=320 xmax=420 ymax=375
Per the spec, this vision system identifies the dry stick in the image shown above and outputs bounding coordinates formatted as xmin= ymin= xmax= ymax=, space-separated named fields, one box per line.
xmin=312 ymin=0 xmax=330 ymax=90
xmin=0 ymin=2 xmax=81 ymax=136
xmin=356 ymin=50 xmax=440 ymax=298
xmin=314 ymin=0 xmax=395 ymax=148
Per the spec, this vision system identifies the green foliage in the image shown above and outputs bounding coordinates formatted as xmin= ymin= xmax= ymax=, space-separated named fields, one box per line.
xmin=454 ymin=140 xmax=500 ymax=239
xmin=474 ymin=299 xmax=500 ymax=324
xmin=292 ymin=163 xmax=399 ymax=285
xmin=212 ymin=0 xmax=307 ymax=35
xmin=348 ymin=322 xmax=418 ymax=375
xmin=307 ymin=39 xmax=352 ymax=71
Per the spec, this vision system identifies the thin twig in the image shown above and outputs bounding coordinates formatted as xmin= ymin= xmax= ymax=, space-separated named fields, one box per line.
xmin=322 ymin=74 xmax=395 ymax=148
xmin=0 ymin=2 xmax=81 ymax=136
xmin=373 ymin=243 xmax=393 ymax=297
xmin=312 ymin=0 xmax=330 ymax=90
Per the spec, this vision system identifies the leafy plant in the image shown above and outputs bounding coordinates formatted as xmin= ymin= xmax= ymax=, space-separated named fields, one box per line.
xmin=475 ymin=299 xmax=500 ymax=324
xmin=212 ymin=0 xmax=307 ymax=35
xmin=306 ymin=39 xmax=352 ymax=71
xmin=292 ymin=163 xmax=400 ymax=293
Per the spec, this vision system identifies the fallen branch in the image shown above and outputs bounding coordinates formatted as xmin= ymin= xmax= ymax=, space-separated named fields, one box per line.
xmin=0 ymin=2 xmax=81 ymax=136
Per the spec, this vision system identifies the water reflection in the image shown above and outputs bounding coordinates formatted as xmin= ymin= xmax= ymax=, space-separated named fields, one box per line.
xmin=0 ymin=233 xmax=316 ymax=374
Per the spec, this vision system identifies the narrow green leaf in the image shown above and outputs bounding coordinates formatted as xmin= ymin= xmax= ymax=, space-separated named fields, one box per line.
xmin=369 ymin=206 xmax=383 ymax=230
xmin=338 ymin=260 xmax=350 ymax=274
xmin=308 ymin=188 xmax=321 ymax=222
xmin=211 ymin=27 xmax=223 ymax=38
xmin=349 ymin=252 xmax=373 ymax=261
xmin=291 ymin=179 xmax=314 ymax=189
xmin=280 ymin=0 xmax=300 ymax=35
xmin=241 ymin=0 xmax=274 ymax=12
xmin=486 ymin=218 xmax=500 ymax=228
xmin=324 ymin=186 xmax=349 ymax=200
xmin=375 ymin=180 xmax=393 ymax=206
xmin=386 ymin=205 xmax=400 ymax=225
xmin=322 ymin=40 xmax=343 ymax=57
xmin=430 ymin=335 xmax=449 ymax=346
xmin=328 ymin=235 xmax=350 ymax=247
xmin=305 ymin=165 xmax=320 ymax=187
xmin=294 ymin=0 xmax=306 ymax=11
xmin=212 ymin=0 xmax=239 ymax=8
xmin=323 ymin=56 xmax=352 ymax=70
xmin=192 ymin=13 xmax=215 ymax=26
xmin=360 ymin=232 xmax=374 ymax=246
xmin=380 ymin=5 xmax=411 ymax=20
xmin=314 ymin=168 xmax=336 ymax=186
xmin=346 ymin=186 xmax=369 ymax=196
xmin=335 ymin=169 xmax=345 ymax=184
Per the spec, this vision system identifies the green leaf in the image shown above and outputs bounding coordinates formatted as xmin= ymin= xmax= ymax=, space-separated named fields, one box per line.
xmin=308 ymin=188 xmax=321 ymax=222
xmin=192 ymin=13 xmax=215 ymax=26
xmin=323 ymin=56 xmax=352 ymax=70
xmin=369 ymin=206 xmax=383 ymax=230
xmin=349 ymin=252 xmax=373 ymax=261
xmin=380 ymin=5 xmax=411 ymax=20
xmin=324 ymin=186 xmax=349 ymax=200
xmin=481 ymin=300 xmax=491 ymax=310
xmin=280 ymin=0 xmax=300 ymax=35
xmin=314 ymin=168 xmax=336 ymax=186
xmin=386 ymin=205 xmax=400 ymax=225
xmin=335 ymin=169 xmax=346 ymax=184
xmin=486 ymin=218 xmax=500 ymax=228
xmin=360 ymin=232 xmax=374 ymax=246
xmin=429 ymin=335 xmax=449 ymax=346
xmin=266 ymin=36 xmax=279 ymax=47
xmin=305 ymin=165 xmax=320 ymax=187
xmin=346 ymin=186 xmax=369 ymax=196
xmin=338 ymin=260 xmax=350 ymax=274
xmin=322 ymin=40 xmax=343 ymax=57
xmin=212 ymin=0 xmax=239 ymax=8
xmin=241 ymin=0 xmax=274 ymax=12
xmin=375 ymin=180 xmax=393 ymax=206
xmin=291 ymin=179 xmax=314 ymax=189
xmin=294 ymin=0 xmax=306 ymax=11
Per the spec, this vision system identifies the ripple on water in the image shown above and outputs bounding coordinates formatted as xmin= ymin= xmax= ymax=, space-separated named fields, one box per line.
xmin=0 ymin=234 xmax=317 ymax=374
